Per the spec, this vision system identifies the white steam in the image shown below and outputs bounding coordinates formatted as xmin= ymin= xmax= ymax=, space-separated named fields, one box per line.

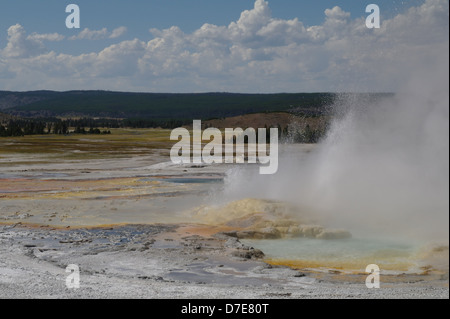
xmin=219 ymin=47 xmax=449 ymax=242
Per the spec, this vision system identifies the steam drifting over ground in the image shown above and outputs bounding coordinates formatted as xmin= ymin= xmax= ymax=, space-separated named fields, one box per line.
xmin=220 ymin=48 xmax=449 ymax=243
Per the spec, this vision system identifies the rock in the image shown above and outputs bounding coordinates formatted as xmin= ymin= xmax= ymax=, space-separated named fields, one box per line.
xmin=218 ymin=231 xmax=238 ymax=238
xmin=259 ymin=227 xmax=282 ymax=239
xmin=234 ymin=230 xmax=256 ymax=239
xmin=225 ymin=214 xmax=266 ymax=228
xmin=275 ymin=226 xmax=290 ymax=235
xmin=273 ymin=219 xmax=296 ymax=227
xmin=224 ymin=237 xmax=245 ymax=249
xmin=236 ymin=227 xmax=282 ymax=239
xmin=232 ymin=248 xmax=265 ymax=259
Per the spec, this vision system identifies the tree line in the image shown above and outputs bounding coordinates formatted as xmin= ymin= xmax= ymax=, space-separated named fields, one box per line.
xmin=0 ymin=117 xmax=193 ymax=137
xmin=0 ymin=119 xmax=111 ymax=137
xmin=1 ymin=118 xmax=327 ymax=143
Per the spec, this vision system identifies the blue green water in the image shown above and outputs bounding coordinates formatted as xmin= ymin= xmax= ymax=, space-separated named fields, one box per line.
xmin=242 ymin=236 xmax=421 ymax=271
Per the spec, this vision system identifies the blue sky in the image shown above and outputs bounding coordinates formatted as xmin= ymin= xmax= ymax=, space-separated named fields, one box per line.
xmin=0 ymin=0 xmax=447 ymax=92
xmin=1 ymin=1 xmax=422 ymax=51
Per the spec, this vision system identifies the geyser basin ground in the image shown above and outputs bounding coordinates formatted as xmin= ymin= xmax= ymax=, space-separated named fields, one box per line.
xmin=0 ymin=131 xmax=448 ymax=298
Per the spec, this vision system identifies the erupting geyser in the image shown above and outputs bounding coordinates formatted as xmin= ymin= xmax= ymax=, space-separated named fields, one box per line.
xmin=209 ymin=42 xmax=449 ymax=272
xmin=220 ymin=53 xmax=449 ymax=245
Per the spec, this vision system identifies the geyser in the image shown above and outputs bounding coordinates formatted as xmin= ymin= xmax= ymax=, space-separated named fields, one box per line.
xmin=218 ymin=52 xmax=449 ymax=244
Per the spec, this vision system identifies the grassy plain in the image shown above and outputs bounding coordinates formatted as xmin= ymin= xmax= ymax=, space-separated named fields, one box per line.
xmin=0 ymin=128 xmax=173 ymax=163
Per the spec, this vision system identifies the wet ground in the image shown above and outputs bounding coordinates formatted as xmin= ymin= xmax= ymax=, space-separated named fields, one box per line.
xmin=0 ymin=135 xmax=448 ymax=298
xmin=1 ymin=223 xmax=448 ymax=299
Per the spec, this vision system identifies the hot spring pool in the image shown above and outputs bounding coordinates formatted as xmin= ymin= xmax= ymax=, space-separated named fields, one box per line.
xmin=241 ymin=236 xmax=424 ymax=273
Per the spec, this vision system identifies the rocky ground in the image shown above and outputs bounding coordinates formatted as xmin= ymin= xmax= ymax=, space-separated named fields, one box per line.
xmin=0 ymin=223 xmax=448 ymax=299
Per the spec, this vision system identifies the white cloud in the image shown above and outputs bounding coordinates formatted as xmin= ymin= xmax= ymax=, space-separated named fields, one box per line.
xmin=27 ymin=32 xmax=65 ymax=42
xmin=69 ymin=28 xmax=109 ymax=40
xmin=2 ymin=24 xmax=46 ymax=58
xmin=110 ymin=26 xmax=127 ymax=39
xmin=0 ymin=25 xmax=64 ymax=59
xmin=95 ymin=39 xmax=146 ymax=77
xmin=325 ymin=6 xmax=350 ymax=21
xmin=230 ymin=0 xmax=272 ymax=37
xmin=0 ymin=0 xmax=448 ymax=92
xmin=69 ymin=26 xmax=127 ymax=40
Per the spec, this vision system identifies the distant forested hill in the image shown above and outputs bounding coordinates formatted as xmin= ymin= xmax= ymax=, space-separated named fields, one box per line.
xmin=0 ymin=111 xmax=14 ymax=123
xmin=1 ymin=91 xmax=336 ymax=119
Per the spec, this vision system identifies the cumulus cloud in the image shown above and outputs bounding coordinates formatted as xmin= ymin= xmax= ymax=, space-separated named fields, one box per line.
xmin=2 ymin=24 xmax=46 ymax=58
xmin=69 ymin=28 xmax=108 ymax=40
xmin=110 ymin=26 xmax=128 ymax=39
xmin=69 ymin=26 xmax=127 ymax=40
xmin=1 ymin=24 xmax=64 ymax=60
xmin=95 ymin=39 xmax=146 ymax=77
xmin=27 ymin=32 xmax=65 ymax=42
xmin=0 ymin=0 xmax=448 ymax=92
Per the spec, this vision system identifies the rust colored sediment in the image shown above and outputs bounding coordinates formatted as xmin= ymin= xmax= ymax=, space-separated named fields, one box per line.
xmin=265 ymin=258 xmax=414 ymax=273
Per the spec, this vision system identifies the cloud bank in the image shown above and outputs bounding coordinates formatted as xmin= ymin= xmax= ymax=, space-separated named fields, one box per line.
xmin=0 ymin=0 xmax=448 ymax=92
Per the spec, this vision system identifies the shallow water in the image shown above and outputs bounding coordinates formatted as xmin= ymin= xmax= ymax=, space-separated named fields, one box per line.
xmin=242 ymin=236 xmax=427 ymax=273
xmin=140 ymin=177 xmax=224 ymax=184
